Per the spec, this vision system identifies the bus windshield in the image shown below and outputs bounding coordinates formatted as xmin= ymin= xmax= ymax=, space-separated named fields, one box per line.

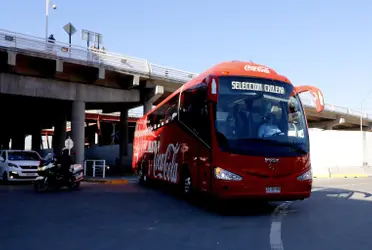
xmin=214 ymin=76 xmax=309 ymax=157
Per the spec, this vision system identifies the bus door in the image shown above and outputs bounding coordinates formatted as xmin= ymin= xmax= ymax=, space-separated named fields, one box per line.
xmin=179 ymin=83 xmax=212 ymax=192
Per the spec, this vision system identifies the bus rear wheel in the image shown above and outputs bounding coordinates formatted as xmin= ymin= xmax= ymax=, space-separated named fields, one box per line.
xmin=138 ymin=166 xmax=148 ymax=185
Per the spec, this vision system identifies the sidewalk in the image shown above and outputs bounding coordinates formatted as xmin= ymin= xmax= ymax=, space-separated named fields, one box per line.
xmin=313 ymin=166 xmax=372 ymax=179
xmin=83 ymin=175 xmax=137 ymax=185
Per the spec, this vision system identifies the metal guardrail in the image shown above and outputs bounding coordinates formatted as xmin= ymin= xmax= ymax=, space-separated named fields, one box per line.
xmin=301 ymin=97 xmax=372 ymax=120
xmin=84 ymin=159 xmax=106 ymax=178
xmin=0 ymin=28 xmax=371 ymax=121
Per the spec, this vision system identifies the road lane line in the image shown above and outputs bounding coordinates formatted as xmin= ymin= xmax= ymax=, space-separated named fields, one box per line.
xmin=270 ymin=222 xmax=283 ymax=250
xmin=270 ymin=201 xmax=291 ymax=250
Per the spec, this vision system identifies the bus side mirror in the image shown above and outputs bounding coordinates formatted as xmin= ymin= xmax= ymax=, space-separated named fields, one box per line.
xmin=205 ymin=75 xmax=218 ymax=103
xmin=294 ymin=85 xmax=325 ymax=113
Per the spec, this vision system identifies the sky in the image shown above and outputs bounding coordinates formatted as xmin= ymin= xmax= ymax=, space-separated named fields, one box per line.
xmin=1 ymin=0 xmax=372 ymax=112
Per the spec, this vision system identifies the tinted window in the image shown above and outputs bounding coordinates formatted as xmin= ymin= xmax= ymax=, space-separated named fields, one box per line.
xmin=179 ymin=83 xmax=211 ymax=145
xmin=164 ymin=94 xmax=179 ymax=123
xmin=147 ymin=93 xmax=180 ymax=131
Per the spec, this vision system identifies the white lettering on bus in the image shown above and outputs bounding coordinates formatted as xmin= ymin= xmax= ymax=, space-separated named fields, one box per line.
xmin=263 ymin=84 xmax=285 ymax=94
xmin=152 ymin=143 xmax=179 ymax=183
xmin=244 ymin=65 xmax=270 ymax=74
xmin=231 ymin=81 xmax=285 ymax=95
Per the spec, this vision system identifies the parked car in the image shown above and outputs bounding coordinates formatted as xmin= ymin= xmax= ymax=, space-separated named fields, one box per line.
xmin=0 ymin=150 xmax=42 ymax=183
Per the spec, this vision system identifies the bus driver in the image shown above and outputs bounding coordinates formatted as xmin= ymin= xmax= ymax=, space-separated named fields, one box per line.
xmin=258 ymin=102 xmax=284 ymax=138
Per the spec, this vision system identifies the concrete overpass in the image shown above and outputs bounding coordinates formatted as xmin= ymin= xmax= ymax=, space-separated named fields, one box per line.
xmin=0 ymin=28 xmax=371 ymax=167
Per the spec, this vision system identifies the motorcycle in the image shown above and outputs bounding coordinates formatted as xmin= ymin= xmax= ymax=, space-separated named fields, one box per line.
xmin=33 ymin=153 xmax=84 ymax=192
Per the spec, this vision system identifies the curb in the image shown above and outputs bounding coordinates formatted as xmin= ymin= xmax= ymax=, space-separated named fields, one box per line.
xmin=331 ymin=174 xmax=369 ymax=178
xmin=314 ymin=174 xmax=370 ymax=179
xmin=82 ymin=179 xmax=129 ymax=185
xmin=313 ymin=175 xmax=330 ymax=179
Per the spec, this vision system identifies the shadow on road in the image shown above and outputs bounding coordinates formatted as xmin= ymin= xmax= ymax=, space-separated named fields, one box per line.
xmin=142 ymin=181 xmax=281 ymax=216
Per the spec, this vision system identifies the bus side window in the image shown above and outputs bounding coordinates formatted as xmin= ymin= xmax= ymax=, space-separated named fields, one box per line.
xmin=179 ymin=83 xmax=211 ymax=146
xmin=148 ymin=113 xmax=155 ymax=131
xmin=165 ymin=94 xmax=179 ymax=123
xmin=153 ymin=106 xmax=166 ymax=129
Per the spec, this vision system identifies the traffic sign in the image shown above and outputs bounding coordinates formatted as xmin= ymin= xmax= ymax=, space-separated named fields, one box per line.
xmin=65 ymin=138 xmax=74 ymax=150
xmin=63 ymin=22 xmax=77 ymax=36
xmin=65 ymin=138 xmax=74 ymax=155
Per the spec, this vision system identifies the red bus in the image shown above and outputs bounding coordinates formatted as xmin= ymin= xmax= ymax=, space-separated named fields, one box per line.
xmin=132 ymin=61 xmax=324 ymax=201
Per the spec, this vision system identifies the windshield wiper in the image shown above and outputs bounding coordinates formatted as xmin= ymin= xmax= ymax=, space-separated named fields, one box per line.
xmin=236 ymin=138 xmax=308 ymax=154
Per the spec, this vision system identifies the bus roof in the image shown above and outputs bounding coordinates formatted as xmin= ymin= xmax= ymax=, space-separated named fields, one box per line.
xmin=138 ymin=61 xmax=291 ymax=122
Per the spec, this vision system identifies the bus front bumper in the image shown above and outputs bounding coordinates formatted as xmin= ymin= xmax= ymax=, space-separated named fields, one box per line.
xmin=211 ymin=177 xmax=312 ymax=201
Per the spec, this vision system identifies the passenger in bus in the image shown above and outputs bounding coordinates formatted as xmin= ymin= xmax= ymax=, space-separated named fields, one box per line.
xmin=225 ymin=115 xmax=237 ymax=137
xmin=225 ymin=104 xmax=250 ymax=138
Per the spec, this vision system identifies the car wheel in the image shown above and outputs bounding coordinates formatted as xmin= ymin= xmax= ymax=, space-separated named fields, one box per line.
xmin=2 ymin=172 xmax=8 ymax=185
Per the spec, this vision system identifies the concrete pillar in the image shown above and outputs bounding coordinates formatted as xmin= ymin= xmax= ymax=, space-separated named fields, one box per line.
xmin=119 ymin=107 xmax=129 ymax=172
xmin=31 ymin=128 xmax=42 ymax=153
xmin=143 ymin=85 xmax=164 ymax=114
xmin=52 ymin=115 xmax=67 ymax=155
xmin=12 ymin=133 xmax=25 ymax=150
xmin=143 ymin=101 xmax=152 ymax=115
xmin=71 ymin=100 xmax=85 ymax=166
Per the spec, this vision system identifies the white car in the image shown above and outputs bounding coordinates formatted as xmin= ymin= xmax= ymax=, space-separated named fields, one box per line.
xmin=0 ymin=150 xmax=42 ymax=183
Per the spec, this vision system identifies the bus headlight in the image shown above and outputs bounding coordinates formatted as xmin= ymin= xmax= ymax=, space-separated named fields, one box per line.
xmin=214 ymin=167 xmax=242 ymax=181
xmin=297 ymin=169 xmax=312 ymax=180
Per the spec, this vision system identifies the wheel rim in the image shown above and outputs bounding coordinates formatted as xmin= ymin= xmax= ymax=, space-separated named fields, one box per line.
xmin=184 ymin=176 xmax=191 ymax=193
xmin=138 ymin=167 xmax=147 ymax=182
xmin=138 ymin=168 xmax=142 ymax=180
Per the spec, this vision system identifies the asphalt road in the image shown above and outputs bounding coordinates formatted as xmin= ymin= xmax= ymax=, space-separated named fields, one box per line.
xmin=1 ymin=178 xmax=372 ymax=250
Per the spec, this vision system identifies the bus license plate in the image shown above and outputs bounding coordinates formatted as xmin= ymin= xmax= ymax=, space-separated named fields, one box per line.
xmin=266 ymin=187 xmax=281 ymax=194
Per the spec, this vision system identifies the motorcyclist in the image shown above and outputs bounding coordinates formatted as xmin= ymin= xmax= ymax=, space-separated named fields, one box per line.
xmin=56 ymin=149 xmax=73 ymax=179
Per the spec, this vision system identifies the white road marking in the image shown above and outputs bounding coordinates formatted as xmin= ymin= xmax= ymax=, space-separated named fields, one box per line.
xmin=270 ymin=201 xmax=291 ymax=250
xmin=311 ymin=187 xmax=326 ymax=192
xmin=270 ymin=222 xmax=283 ymax=250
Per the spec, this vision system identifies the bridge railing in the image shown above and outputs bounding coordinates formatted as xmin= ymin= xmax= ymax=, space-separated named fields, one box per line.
xmin=301 ymin=97 xmax=372 ymax=120
xmin=1 ymin=28 xmax=371 ymax=121
xmin=0 ymin=29 xmax=196 ymax=83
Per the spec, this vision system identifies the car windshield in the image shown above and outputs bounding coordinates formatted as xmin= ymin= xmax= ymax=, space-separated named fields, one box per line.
xmin=214 ymin=76 xmax=309 ymax=157
xmin=8 ymin=151 xmax=40 ymax=161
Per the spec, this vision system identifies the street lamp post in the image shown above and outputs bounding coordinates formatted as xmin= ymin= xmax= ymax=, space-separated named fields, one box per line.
xmin=360 ymin=90 xmax=372 ymax=167
xmin=45 ymin=0 xmax=56 ymax=40
xmin=360 ymin=90 xmax=372 ymax=132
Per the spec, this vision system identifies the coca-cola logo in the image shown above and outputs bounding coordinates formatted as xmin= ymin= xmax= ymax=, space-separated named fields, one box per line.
xmin=244 ymin=65 xmax=270 ymax=74
xmin=152 ymin=143 xmax=180 ymax=183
